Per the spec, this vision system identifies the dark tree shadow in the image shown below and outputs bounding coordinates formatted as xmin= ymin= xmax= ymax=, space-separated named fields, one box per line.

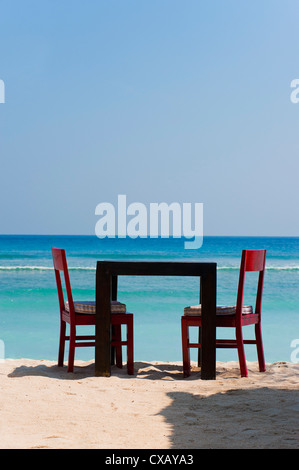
xmin=158 ymin=388 xmax=299 ymax=449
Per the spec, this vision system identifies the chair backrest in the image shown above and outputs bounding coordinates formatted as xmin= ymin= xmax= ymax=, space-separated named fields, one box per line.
xmin=236 ymin=249 xmax=267 ymax=321
xmin=52 ymin=247 xmax=75 ymax=321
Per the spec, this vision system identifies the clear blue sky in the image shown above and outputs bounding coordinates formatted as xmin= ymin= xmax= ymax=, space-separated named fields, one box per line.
xmin=0 ymin=0 xmax=299 ymax=236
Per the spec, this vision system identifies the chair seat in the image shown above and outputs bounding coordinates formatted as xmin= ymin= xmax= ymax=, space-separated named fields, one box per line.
xmin=183 ymin=304 xmax=253 ymax=316
xmin=65 ymin=300 xmax=126 ymax=314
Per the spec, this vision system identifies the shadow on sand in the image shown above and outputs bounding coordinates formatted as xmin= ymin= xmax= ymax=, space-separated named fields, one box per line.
xmin=8 ymin=360 xmax=299 ymax=449
xmin=159 ymin=387 xmax=299 ymax=449
xmin=8 ymin=360 xmax=193 ymax=380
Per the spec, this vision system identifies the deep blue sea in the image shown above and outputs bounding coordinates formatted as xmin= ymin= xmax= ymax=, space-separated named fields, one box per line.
xmin=0 ymin=235 xmax=298 ymax=364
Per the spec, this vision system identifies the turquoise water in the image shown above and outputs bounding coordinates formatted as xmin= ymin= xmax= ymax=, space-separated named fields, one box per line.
xmin=0 ymin=235 xmax=298 ymax=364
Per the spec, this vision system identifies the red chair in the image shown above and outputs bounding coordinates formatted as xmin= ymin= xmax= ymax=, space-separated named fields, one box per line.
xmin=52 ymin=247 xmax=134 ymax=374
xmin=182 ymin=250 xmax=266 ymax=378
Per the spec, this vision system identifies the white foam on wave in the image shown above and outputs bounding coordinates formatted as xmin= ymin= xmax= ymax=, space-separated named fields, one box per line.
xmin=0 ymin=266 xmax=96 ymax=271
xmin=1 ymin=265 xmax=299 ymax=272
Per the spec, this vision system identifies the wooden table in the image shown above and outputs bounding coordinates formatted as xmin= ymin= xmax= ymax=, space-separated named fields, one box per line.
xmin=95 ymin=261 xmax=217 ymax=380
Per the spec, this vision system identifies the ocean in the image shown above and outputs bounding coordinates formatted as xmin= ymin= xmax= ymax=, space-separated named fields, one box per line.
xmin=0 ymin=235 xmax=298 ymax=365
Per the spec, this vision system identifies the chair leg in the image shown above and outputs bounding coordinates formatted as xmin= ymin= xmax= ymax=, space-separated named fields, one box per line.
xmin=111 ymin=325 xmax=116 ymax=366
xmin=58 ymin=320 xmax=66 ymax=367
xmin=126 ymin=315 xmax=134 ymax=375
xmin=255 ymin=323 xmax=266 ymax=372
xmin=236 ymin=325 xmax=248 ymax=377
xmin=181 ymin=318 xmax=191 ymax=378
xmin=114 ymin=324 xmax=123 ymax=369
xmin=68 ymin=325 xmax=76 ymax=373
xmin=197 ymin=326 xmax=201 ymax=367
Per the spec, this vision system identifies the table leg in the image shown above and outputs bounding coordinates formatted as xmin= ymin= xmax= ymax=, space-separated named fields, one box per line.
xmin=200 ymin=265 xmax=216 ymax=380
xmin=95 ymin=264 xmax=111 ymax=377
xmin=197 ymin=277 xmax=202 ymax=367
xmin=112 ymin=275 xmax=118 ymax=300
xmin=110 ymin=275 xmax=118 ymax=365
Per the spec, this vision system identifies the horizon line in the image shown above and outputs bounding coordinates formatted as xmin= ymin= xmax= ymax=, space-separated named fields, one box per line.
xmin=0 ymin=234 xmax=298 ymax=238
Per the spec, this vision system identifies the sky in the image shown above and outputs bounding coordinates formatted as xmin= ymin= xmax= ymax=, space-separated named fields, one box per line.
xmin=0 ymin=0 xmax=299 ymax=236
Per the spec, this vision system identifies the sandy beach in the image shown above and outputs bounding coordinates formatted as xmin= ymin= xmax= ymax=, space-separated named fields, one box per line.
xmin=0 ymin=358 xmax=298 ymax=449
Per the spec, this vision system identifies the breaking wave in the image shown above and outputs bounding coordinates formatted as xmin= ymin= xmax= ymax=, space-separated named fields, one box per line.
xmin=1 ymin=265 xmax=299 ymax=272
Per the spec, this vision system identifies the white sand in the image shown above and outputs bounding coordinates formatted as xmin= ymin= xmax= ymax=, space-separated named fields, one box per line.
xmin=0 ymin=358 xmax=298 ymax=449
